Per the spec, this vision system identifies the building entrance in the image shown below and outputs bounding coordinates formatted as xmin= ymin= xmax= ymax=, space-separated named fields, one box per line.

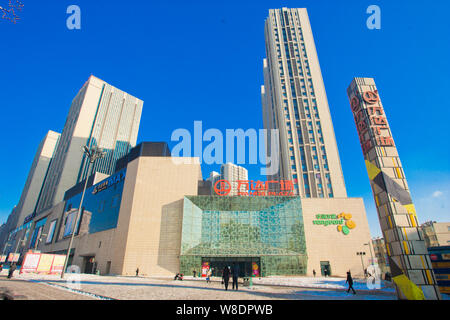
xmin=83 ymin=256 xmax=96 ymax=274
xmin=320 ymin=261 xmax=331 ymax=276
xmin=202 ymin=257 xmax=260 ymax=278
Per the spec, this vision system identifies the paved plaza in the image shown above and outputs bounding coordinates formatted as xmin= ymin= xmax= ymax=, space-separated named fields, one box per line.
xmin=0 ymin=269 xmax=398 ymax=300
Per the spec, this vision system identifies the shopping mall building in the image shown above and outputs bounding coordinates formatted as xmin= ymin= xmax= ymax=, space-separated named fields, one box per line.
xmin=19 ymin=142 xmax=372 ymax=278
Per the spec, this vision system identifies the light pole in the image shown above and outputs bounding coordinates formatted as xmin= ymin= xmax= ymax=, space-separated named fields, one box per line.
xmin=2 ymin=241 xmax=12 ymax=256
xmin=11 ymin=237 xmax=26 ymax=264
xmin=364 ymin=242 xmax=374 ymax=265
xmin=34 ymin=233 xmax=47 ymax=251
xmin=357 ymin=251 xmax=366 ymax=277
xmin=60 ymin=145 xmax=105 ymax=279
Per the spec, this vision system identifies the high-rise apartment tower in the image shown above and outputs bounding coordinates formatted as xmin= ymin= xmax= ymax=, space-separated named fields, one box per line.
xmin=261 ymin=8 xmax=346 ymax=198
xmin=36 ymin=75 xmax=143 ymax=212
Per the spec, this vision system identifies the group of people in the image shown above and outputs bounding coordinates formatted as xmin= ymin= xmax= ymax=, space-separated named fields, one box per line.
xmin=221 ymin=263 xmax=240 ymax=291
xmin=192 ymin=263 xmax=241 ymax=291
xmin=174 ymin=273 xmax=184 ymax=280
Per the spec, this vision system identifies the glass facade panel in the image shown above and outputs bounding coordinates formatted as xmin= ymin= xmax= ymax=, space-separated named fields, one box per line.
xmin=65 ymin=168 xmax=126 ymax=235
xmin=180 ymin=196 xmax=307 ymax=277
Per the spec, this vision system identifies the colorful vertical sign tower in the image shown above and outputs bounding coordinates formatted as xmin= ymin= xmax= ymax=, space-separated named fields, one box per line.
xmin=347 ymin=77 xmax=441 ymax=300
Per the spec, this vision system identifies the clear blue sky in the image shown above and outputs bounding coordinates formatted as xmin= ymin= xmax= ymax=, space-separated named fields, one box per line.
xmin=1 ymin=0 xmax=449 ymax=237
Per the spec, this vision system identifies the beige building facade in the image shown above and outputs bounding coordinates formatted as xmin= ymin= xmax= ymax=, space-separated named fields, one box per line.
xmin=29 ymin=151 xmax=201 ymax=276
xmin=301 ymin=198 xmax=372 ymax=277
xmin=25 ymin=149 xmax=372 ymax=278
xmin=420 ymin=221 xmax=450 ymax=248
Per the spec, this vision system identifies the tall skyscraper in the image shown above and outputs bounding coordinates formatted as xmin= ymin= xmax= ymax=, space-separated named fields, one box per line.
xmin=261 ymin=8 xmax=346 ymax=198
xmin=14 ymin=130 xmax=60 ymax=227
xmin=220 ymin=163 xmax=248 ymax=196
xmin=347 ymin=77 xmax=441 ymax=300
xmin=36 ymin=75 xmax=143 ymax=212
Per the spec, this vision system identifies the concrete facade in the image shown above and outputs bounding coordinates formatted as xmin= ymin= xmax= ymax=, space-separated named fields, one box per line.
xmin=36 ymin=75 xmax=143 ymax=213
xmin=32 ymin=156 xmax=202 ymax=277
xmin=301 ymin=197 xmax=372 ymax=277
xmin=420 ymin=221 xmax=450 ymax=248
xmin=14 ymin=131 xmax=60 ymax=228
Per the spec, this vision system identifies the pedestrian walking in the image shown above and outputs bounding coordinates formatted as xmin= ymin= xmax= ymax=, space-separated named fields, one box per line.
xmin=7 ymin=263 xmax=16 ymax=279
xmin=231 ymin=263 xmax=240 ymax=291
xmin=313 ymin=269 xmax=316 ymax=277
xmin=222 ymin=266 xmax=230 ymax=290
xmin=193 ymin=269 xmax=197 ymax=278
xmin=136 ymin=267 xmax=139 ymax=276
xmin=346 ymin=271 xmax=356 ymax=294
xmin=364 ymin=268 xmax=368 ymax=278
xmin=206 ymin=268 xmax=212 ymax=283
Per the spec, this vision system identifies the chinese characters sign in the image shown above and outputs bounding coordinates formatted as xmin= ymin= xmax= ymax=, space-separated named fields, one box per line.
xmin=350 ymin=90 xmax=394 ymax=155
xmin=214 ymin=179 xmax=295 ymax=196
xmin=347 ymin=77 xmax=441 ymax=300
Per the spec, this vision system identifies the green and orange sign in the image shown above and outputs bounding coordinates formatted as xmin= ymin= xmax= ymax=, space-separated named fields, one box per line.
xmin=312 ymin=212 xmax=356 ymax=235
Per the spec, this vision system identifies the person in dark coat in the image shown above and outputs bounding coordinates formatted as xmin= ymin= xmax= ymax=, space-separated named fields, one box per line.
xmin=193 ymin=269 xmax=197 ymax=278
xmin=312 ymin=269 xmax=316 ymax=277
xmin=231 ymin=263 xmax=240 ymax=291
xmin=346 ymin=271 xmax=356 ymax=294
xmin=136 ymin=267 xmax=139 ymax=276
xmin=7 ymin=263 xmax=16 ymax=279
xmin=222 ymin=266 xmax=230 ymax=290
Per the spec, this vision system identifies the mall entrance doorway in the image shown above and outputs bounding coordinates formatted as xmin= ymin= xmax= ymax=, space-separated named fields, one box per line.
xmin=320 ymin=261 xmax=331 ymax=276
xmin=202 ymin=257 xmax=260 ymax=278
xmin=83 ymin=256 xmax=97 ymax=274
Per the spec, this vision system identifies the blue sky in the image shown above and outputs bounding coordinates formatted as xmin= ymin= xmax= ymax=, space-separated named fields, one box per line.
xmin=0 ymin=0 xmax=449 ymax=237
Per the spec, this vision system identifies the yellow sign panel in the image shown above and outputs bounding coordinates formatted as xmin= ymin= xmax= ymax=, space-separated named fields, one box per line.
xmin=36 ymin=254 xmax=54 ymax=273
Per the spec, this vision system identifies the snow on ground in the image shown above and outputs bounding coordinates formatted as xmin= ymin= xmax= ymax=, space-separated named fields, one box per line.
xmin=10 ymin=271 xmax=446 ymax=300
xmin=251 ymin=276 xmax=396 ymax=292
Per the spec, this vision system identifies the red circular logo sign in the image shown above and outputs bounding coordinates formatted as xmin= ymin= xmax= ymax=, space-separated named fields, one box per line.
xmin=350 ymin=96 xmax=360 ymax=112
xmin=363 ymin=91 xmax=379 ymax=104
xmin=214 ymin=180 xmax=231 ymax=196
xmin=430 ymin=254 xmax=438 ymax=261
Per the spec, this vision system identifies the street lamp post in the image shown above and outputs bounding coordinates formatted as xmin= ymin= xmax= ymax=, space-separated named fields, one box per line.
xmin=60 ymin=145 xmax=105 ymax=279
xmin=10 ymin=237 xmax=26 ymax=264
xmin=34 ymin=233 xmax=47 ymax=251
xmin=364 ymin=242 xmax=374 ymax=266
xmin=357 ymin=251 xmax=366 ymax=277
xmin=2 ymin=241 xmax=12 ymax=256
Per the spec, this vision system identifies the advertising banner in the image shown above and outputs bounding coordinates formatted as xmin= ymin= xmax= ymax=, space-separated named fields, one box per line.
xmin=20 ymin=253 xmax=41 ymax=273
xmin=7 ymin=253 xmax=20 ymax=263
xmin=19 ymin=253 xmax=67 ymax=274
xmin=50 ymin=255 xmax=66 ymax=274
xmin=0 ymin=255 xmax=6 ymax=263
xmin=252 ymin=262 xmax=260 ymax=277
xmin=36 ymin=254 xmax=54 ymax=273
xmin=201 ymin=262 xmax=210 ymax=277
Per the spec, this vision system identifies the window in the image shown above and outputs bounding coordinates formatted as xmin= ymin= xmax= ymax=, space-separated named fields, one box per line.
xmin=46 ymin=220 xmax=57 ymax=244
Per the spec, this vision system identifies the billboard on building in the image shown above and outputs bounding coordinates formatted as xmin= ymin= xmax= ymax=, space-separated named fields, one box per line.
xmin=20 ymin=252 xmax=67 ymax=274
